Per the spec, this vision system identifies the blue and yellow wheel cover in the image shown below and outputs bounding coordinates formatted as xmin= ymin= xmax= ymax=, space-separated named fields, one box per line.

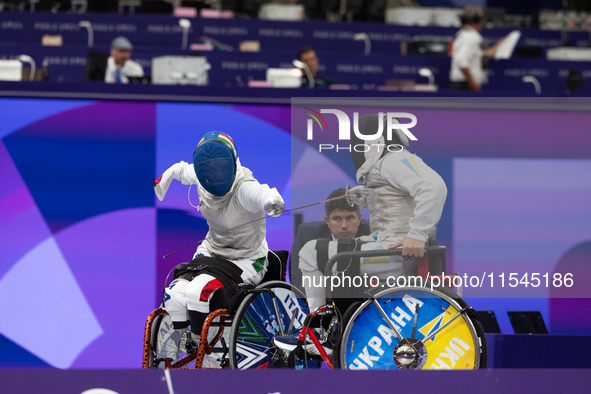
xmin=341 ymin=288 xmax=479 ymax=370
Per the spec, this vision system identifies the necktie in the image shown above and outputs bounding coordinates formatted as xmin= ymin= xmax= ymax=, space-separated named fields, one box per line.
xmin=116 ymin=69 xmax=122 ymax=84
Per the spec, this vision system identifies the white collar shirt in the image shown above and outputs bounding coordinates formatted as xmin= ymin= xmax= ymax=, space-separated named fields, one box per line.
xmin=104 ymin=56 xmax=144 ymax=84
xmin=449 ymin=26 xmax=484 ymax=84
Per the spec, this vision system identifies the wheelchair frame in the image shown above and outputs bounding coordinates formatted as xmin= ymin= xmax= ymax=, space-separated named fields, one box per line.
xmin=142 ymin=251 xmax=312 ymax=369
xmin=142 ymin=307 xmax=233 ymax=369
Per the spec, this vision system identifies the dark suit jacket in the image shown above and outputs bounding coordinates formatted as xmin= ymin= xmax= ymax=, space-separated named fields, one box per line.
xmin=289 ymin=220 xmax=371 ymax=293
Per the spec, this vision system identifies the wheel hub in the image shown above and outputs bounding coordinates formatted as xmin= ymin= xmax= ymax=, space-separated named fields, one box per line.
xmin=393 ymin=338 xmax=428 ymax=370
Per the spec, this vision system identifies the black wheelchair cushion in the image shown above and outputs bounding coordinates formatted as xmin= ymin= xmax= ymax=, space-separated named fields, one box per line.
xmin=210 ymin=287 xmax=234 ymax=311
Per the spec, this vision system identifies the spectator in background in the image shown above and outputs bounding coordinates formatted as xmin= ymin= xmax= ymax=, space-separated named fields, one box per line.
xmin=449 ymin=6 xmax=505 ymax=91
xmin=297 ymin=47 xmax=337 ymax=88
xmin=289 ymin=188 xmax=370 ymax=293
xmin=105 ymin=36 xmax=144 ymax=84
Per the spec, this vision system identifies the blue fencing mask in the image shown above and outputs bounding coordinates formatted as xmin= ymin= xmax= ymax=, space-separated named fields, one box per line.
xmin=193 ymin=132 xmax=237 ymax=197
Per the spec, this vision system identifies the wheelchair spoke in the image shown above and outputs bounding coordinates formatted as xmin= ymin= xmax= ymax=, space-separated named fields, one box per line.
xmin=422 ymin=307 xmax=467 ymax=343
xmin=271 ymin=295 xmax=286 ymax=337
xmin=411 ymin=304 xmax=419 ymax=340
xmin=372 ymin=299 xmax=403 ymax=341
xmin=287 ymin=309 xmax=297 ymax=335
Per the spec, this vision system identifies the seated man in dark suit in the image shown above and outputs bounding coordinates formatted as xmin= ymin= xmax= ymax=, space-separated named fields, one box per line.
xmin=297 ymin=47 xmax=338 ymax=89
xmin=289 ymin=188 xmax=370 ymax=293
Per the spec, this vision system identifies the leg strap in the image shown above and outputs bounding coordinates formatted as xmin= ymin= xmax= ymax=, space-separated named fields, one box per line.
xmin=174 ymin=256 xmax=243 ymax=294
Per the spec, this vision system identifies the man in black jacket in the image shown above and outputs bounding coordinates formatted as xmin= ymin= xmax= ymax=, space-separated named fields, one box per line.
xmin=297 ymin=47 xmax=338 ymax=89
xmin=289 ymin=188 xmax=370 ymax=293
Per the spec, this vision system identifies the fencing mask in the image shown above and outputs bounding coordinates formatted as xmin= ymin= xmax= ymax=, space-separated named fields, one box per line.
xmin=193 ymin=132 xmax=237 ymax=197
xmin=351 ymin=114 xmax=409 ymax=171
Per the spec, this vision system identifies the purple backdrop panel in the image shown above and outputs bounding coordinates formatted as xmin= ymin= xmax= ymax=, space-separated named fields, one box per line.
xmin=0 ymin=98 xmax=91 ymax=140
xmin=0 ymin=141 xmax=52 ymax=279
xmin=3 ymin=97 xmax=591 ymax=369
xmin=550 ymin=242 xmax=591 ymax=334
xmin=55 ymin=208 xmax=156 ymax=368
xmin=1 ymin=99 xmax=158 ymax=368
xmin=2 ymin=101 xmax=156 ymax=233
xmin=454 ymin=158 xmax=591 ymax=299
xmin=0 ymin=235 xmax=102 ymax=369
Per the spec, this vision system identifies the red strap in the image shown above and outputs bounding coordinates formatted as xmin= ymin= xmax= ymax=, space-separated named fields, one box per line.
xmin=199 ymin=278 xmax=224 ymax=302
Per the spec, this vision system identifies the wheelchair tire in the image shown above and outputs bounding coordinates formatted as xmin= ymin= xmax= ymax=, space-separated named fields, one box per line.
xmin=143 ymin=309 xmax=180 ymax=368
xmin=228 ymin=280 xmax=319 ymax=369
xmin=432 ymin=284 xmax=487 ymax=369
xmin=335 ymin=285 xmax=487 ymax=370
xmin=331 ymin=299 xmax=364 ymax=370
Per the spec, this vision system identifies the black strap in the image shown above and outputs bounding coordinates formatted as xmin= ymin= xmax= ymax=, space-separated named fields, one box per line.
xmin=332 ymin=238 xmax=362 ymax=302
xmin=188 ymin=256 xmax=244 ymax=281
xmin=316 ymin=238 xmax=330 ymax=274
xmin=316 ymin=238 xmax=361 ymax=274
xmin=425 ymin=237 xmax=446 ymax=275
xmin=313 ymin=238 xmax=367 ymax=309
xmin=336 ymin=238 xmax=359 ymax=273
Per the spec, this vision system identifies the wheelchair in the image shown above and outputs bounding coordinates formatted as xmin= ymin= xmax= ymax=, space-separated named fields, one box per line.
xmin=285 ymin=246 xmax=488 ymax=370
xmin=142 ymin=251 xmax=316 ymax=369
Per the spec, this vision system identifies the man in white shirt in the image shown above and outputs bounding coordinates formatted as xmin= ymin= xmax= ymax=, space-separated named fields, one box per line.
xmin=104 ymin=36 xmax=144 ymax=84
xmin=289 ymin=188 xmax=370 ymax=293
xmin=449 ymin=6 xmax=505 ymax=91
xmin=449 ymin=6 xmax=485 ymax=91
xmin=449 ymin=6 xmax=503 ymax=92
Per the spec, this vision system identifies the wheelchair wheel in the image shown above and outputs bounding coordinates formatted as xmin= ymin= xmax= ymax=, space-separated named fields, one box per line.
xmin=143 ymin=309 xmax=183 ymax=368
xmin=334 ymin=285 xmax=487 ymax=370
xmin=228 ymin=280 xmax=319 ymax=369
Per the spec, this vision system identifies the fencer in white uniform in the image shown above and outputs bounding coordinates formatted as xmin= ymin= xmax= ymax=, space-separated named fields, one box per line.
xmin=154 ymin=131 xmax=284 ymax=356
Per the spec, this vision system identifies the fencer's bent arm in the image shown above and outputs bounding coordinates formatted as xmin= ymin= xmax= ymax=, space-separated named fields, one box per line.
xmin=238 ymin=181 xmax=283 ymax=214
xmin=154 ymin=161 xmax=198 ymax=201
xmin=380 ymin=154 xmax=447 ymax=242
